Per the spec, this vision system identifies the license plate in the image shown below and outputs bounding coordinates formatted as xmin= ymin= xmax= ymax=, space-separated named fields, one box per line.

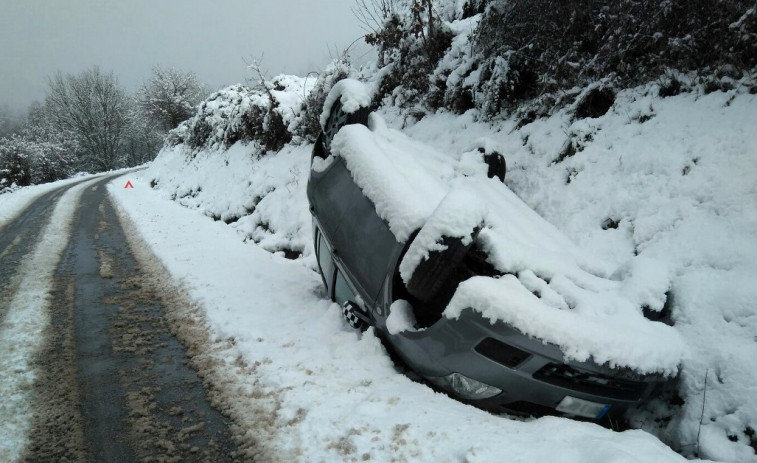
xmin=556 ymin=396 xmax=610 ymax=419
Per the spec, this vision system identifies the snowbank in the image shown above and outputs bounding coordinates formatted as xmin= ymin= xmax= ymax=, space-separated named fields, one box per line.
xmin=147 ymin=143 xmax=312 ymax=259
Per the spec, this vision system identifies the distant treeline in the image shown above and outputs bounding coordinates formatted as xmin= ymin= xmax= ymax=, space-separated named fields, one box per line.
xmin=0 ymin=66 xmax=205 ymax=191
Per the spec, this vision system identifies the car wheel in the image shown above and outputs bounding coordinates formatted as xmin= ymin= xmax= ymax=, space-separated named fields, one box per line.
xmin=405 ymin=226 xmax=481 ymax=304
xmin=342 ymin=301 xmax=368 ymax=331
xmin=322 ymin=100 xmax=370 ymax=155
xmin=481 ymin=148 xmax=506 ymax=182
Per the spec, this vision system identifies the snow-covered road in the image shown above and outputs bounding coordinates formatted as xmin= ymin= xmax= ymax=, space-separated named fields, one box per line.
xmin=0 ymin=174 xmax=239 ymax=461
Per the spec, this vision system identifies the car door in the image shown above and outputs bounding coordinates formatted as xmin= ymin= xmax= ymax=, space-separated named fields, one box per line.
xmin=308 ymin=135 xmax=401 ymax=310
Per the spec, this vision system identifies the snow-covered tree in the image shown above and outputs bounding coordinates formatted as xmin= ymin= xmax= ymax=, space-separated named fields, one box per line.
xmin=138 ymin=66 xmax=206 ymax=132
xmin=0 ymin=105 xmax=23 ymax=139
xmin=45 ymin=67 xmax=130 ymax=171
xmin=121 ymin=98 xmax=163 ymax=166
xmin=0 ymin=135 xmax=31 ymax=188
xmin=24 ymin=102 xmax=79 ymax=182
xmin=0 ymin=102 xmax=79 ymax=188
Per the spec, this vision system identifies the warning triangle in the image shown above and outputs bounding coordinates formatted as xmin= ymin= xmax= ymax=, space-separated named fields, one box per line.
xmin=124 ymin=180 xmax=134 ymax=189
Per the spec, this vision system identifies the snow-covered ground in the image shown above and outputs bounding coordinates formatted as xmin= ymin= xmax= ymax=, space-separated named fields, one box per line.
xmin=129 ymin=81 xmax=756 ymax=462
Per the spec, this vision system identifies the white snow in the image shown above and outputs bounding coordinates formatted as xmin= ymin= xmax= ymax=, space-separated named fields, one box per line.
xmin=147 ymin=143 xmax=313 ymax=259
xmin=0 ymin=177 xmax=100 ymax=462
xmin=108 ymin=173 xmax=695 ymax=463
xmin=386 ymin=299 xmax=419 ymax=335
xmin=399 ymin=185 xmax=486 ymax=282
xmin=445 ymin=275 xmax=683 ymax=373
xmin=319 ymin=78 xmax=374 ymax=128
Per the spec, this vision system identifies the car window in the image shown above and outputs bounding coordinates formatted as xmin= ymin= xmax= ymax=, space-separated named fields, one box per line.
xmin=334 ymin=270 xmax=356 ymax=306
xmin=317 ymin=232 xmax=335 ymax=292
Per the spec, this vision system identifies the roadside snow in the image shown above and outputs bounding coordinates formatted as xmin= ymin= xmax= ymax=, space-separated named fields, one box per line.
xmin=0 ymin=177 xmax=100 ymax=462
xmin=108 ymin=174 xmax=694 ymax=463
xmin=0 ymin=175 xmax=95 ymax=231
xmin=147 ymin=143 xmax=313 ymax=259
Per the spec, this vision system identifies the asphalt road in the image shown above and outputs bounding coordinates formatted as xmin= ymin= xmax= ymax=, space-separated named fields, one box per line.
xmin=0 ymin=175 xmax=240 ymax=462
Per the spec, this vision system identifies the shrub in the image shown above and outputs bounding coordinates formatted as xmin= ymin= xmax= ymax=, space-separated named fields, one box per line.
xmin=365 ymin=0 xmax=756 ymax=119
xmin=0 ymin=136 xmax=32 ymax=187
xmin=369 ymin=6 xmax=454 ymax=112
xmin=575 ymin=87 xmax=615 ymax=119
xmin=473 ymin=0 xmax=757 ymax=113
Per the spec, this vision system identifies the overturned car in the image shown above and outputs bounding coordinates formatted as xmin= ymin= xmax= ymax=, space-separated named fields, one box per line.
xmin=307 ymin=79 xmax=686 ymax=421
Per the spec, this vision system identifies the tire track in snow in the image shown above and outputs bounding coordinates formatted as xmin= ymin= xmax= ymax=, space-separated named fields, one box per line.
xmin=0 ymin=187 xmax=75 ymax=324
xmin=110 ymin=188 xmax=279 ymax=462
xmin=0 ymin=177 xmax=100 ymax=462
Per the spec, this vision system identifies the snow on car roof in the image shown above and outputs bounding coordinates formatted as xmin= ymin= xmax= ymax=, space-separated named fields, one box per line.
xmin=331 ymin=113 xmax=687 ymax=375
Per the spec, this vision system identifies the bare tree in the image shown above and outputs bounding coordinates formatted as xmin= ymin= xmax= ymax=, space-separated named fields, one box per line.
xmin=138 ymin=66 xmax=206 ymax=132
xmin=352 ymin=0 xmax=397 ymax=36
xmin=46 ymin=67 xmax=129 ymax=171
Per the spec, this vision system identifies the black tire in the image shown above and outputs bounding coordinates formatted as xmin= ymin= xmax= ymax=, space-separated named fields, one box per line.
xmin=312 ymin=133 xmax=326 ymax=160
xmin=482 ymin=149 xmax=506 ymax=182
xmin=406 ymin=227 xmax=481 ymax=303
xmin=322 ymin=100 xmax=370 ymax=155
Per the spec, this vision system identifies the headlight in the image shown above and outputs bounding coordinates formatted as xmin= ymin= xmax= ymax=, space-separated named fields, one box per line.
xmin=429 ymin=372 xmax=502 ymax=400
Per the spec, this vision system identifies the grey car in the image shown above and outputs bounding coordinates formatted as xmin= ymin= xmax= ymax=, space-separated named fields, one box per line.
xmin=307 ymin=97 xmax=667 ymax=423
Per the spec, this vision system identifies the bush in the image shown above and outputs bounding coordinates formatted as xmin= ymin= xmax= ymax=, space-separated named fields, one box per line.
xmin=364 ymin=0 xmax=756 ymax=119
xmin=369 ymin=6 xmax=454 ymax=112
xmin=179 ymin=74 xmax=311 ymax=154
xmin=473 ymin=0 xmax=757 ymax=113
xmin=0 ymin=137 xmax=31 ymax=187
xmin=0 ymin=134 xmax=75 ymax=187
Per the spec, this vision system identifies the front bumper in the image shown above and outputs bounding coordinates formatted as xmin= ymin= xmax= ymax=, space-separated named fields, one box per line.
xmin=386 ymin=308 xmax=663 ymax=418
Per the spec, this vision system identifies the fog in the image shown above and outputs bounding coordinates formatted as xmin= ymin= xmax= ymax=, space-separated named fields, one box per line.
xmin=0 ymin=0 xmax=371 ymax=111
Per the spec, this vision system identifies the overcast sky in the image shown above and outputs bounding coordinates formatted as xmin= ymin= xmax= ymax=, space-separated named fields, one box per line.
xmin=0 ymin=0 xmax=371 ymax=112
